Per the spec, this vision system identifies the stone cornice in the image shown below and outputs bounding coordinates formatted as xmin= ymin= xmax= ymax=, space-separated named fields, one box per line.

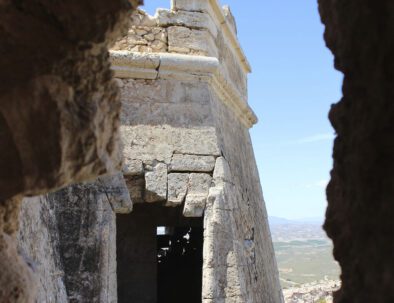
xmin=110 ymin=51 xmax=258 ymax=128
xmin=206 ymin=0 xmax=252 ymax=73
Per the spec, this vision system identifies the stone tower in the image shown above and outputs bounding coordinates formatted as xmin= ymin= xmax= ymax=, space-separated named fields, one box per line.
xmin=18 ymin=1 xmax=283 ymax=302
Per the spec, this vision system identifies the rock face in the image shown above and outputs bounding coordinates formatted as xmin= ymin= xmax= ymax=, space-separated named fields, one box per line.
xmin=18 ymin=0 xmax=282 ymax=302
xmin=0 ymin=1 xmax=140 ymax=301
xmin=318 ymin=1 xmax=394 ymax=302
xmin=19 ymin=175 xmax=132 ymax=303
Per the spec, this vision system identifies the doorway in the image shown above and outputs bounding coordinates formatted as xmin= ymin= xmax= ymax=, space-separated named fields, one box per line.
xmin=117 ymin=203 xmax=203 ymax=303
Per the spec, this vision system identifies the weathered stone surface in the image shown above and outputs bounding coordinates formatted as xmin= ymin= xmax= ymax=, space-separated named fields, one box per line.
xmin=98 ymin=173 xmax=133 ymax=214
xmin=157 ymin=9 xmax=217 ymax=37
xmin=0 ymin=0 xmax=140 ymax=300
xmin=145 ymin=163 xmax=168 ymax=203
xmin=121 ymin=125 xmax=221 ymax=164
xmin=112 ymin=10 xmax=167 ymax=53
xmin=170 ymin=154 xmax=216 ymax=172
xmin=118 ymin=77 xmax=215 ymax=128
xmin=222 ymin=5 xmax=237 ymax=35
xmin=19 ymin=181 xmax=119 ymax=303
xmin=188 ymin=173 xmax=212 ymax=195
xmin=183 ymin=195 xmax=208 ymax=218
xmin=123 ymin=158 xmax=144 ymax=176
xmin=0 ymin=0 xmax=140 ymax=202
xmin=0 ymin=232 xmax=37 ymax=303
xmin=183 ymin=173 xmax=212 ymax=217
xmin=168 ymin=26 xmax=217 ymax=56
xmin=167 ymin=173 xmax=189 ymax=206
xmin=125 ymin=175 xmax=145 ymax=204
xmin=49 ymin=184 xmax=118 ymax=303
xmin=18 ymin=196 xmax=67 ymax=303
xmin=172 ymin=0 xmax=212 ymax=12
xmin=319 ymin=1 xmax=394 ymax=302
xmin=213 ymin=157 xmax=232 ymax=184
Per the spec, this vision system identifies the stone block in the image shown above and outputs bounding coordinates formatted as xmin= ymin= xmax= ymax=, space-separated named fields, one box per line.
xmin=170 ymin=154 xmax=216 ymax=172
xmin=183 ymin=194 xmax=207 ymax=217
xmin=167 ymin=173 xmax=189 ymax=206
xmin=213 ymin=157 xmax=232 ymax=184
xmin=97 ymin=173 xmax=133 ymax=214
xmin=188 ymin=173 xmax=212 ymax=194
xmin=125 ymin=176 xmax=145 ymax=204
xmin=157 ymin=9 xmax=217 ymax=37
xmin=123 ymin=158 xmax=143 ymax=176
xmin=145 ymin=162 xmax=168 ymax=202
xmin=183 ymin=173 xmax=212 ymax=217
xmin=121 ymin=125 xmax=221 ymax=164
xmin=167 ymin=26 xmax=217 ymax=57
xmin=172 ymin=0 xmax=211 ymax=12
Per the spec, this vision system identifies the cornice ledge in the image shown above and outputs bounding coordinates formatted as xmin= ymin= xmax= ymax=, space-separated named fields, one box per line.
xmin=110 ymin=51 xmax=258 ymax=128
xmin=207 ymin=0 xmax=252 ymax=73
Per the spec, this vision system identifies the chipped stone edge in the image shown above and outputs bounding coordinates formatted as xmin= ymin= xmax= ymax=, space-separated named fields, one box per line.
xmin=110 ymin=51 xmax=258 ymax=128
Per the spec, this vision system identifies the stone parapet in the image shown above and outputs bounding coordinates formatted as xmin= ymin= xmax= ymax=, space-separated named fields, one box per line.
xmin=112 ymin=0 xmax=251 ymax=106
xmin=171 ymin=0 xmax=251 ymax=72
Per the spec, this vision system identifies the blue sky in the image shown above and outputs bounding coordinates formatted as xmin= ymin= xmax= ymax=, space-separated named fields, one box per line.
xmin=142 ymin=1 xmax=343 ymax=219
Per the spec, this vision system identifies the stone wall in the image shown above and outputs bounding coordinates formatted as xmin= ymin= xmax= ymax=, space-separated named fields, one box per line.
xmin=110 ymin=0 xmax=283 ymax=302
xmin=18 ymin=174 xmax=132 ymax=303
xmin=112 ymin=10 xmax=168 ymax=53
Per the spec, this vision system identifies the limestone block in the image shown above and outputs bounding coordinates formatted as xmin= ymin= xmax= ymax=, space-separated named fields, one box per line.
xmin=183 ymin=194 xmax=207 ymax=217
xmin=151 ymin=40 xmax=167 ymax=51
xmin=128 ymin=33 xmax=148 ymax=45
xmin=121 ymin=125 xmax=221 ymax=164
xmin=157 ymin=9 xmax=217 ymax=38
xmin=125 ymin=176 xmax=145 ymax=204
xmin=167 ymin=26 xmax=217 ymax=57
xmin=144 ymin=33 xmax=155 ymax=41
xmin=123 ymin=158 xmax=144 ymax=176
xmin=188 ymin=173 xmax=212 ymax=194
xmin=173 ymin=128 xmax=221 ymax=156
xmin=172 ymin=0 xmax=211 ymax=12
xmin=97 ymin=173 xmax=133 ymax=214
xmin=145 ymin=163 xmax=168 ymax=202
xmin=213 ymin=157 xmax=232 ymax=184
xmin=118 ymin=78 xmax=212 ymax=109
xmin=110 ymin=51 xmax=160 ymax=79
xmin=167 ymin=173 xmax=189 ymax=206
xmin=18 ymin=196 xmax=68 ymax=303
xmin=123 ymin=102 xmax=212 ymax=130
xmin=183 ymin=173 xmax=212 ymax=217
xmin=45 ymin=183 xmax=118 ymax=303
xmin=170 ymin=154 xmax=216 ymax=172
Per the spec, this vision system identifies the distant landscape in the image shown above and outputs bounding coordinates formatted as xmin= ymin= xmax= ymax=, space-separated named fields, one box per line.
xmin=268 ymin=217 xmax=340 ymax=289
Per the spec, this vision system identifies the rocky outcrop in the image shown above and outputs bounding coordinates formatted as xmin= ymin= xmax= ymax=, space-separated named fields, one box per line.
xmin=319 ymin=1 xmax=394 ymax=302
xmin=0 ymin=0 xmax=140 ymax=302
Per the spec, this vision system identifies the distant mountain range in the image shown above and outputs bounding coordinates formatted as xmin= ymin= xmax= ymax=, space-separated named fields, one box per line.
xmin=268 ymin=216 xmax=324 ymax=226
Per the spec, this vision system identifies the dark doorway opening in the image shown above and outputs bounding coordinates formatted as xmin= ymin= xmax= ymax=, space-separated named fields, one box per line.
xmin=117 ymin=203 xmax=203 ymax=303
xmin=157 ymin=226 xmax=203 ymax=303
